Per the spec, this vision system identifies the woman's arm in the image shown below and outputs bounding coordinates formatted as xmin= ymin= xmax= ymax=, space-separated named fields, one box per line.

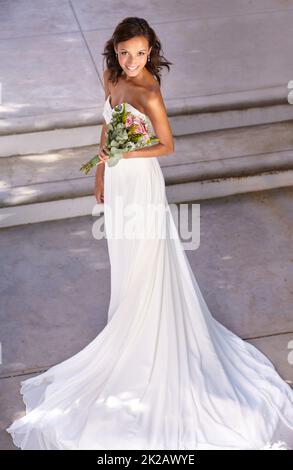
xmin=123 ymin=90 xmax=174 ymax=159
xmin=123 ymin=141 xmax=172 ymax=159
xmin=95 ymin=124 xmax=107 ymax=182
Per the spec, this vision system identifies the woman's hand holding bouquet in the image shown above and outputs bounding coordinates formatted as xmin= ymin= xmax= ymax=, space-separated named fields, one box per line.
xmin=80 ymin=102 xmax=159 ymax=174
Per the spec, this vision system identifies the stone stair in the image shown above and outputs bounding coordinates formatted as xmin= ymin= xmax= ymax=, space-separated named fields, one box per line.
xmin=1 ymin=85 xmax=293 ymax=228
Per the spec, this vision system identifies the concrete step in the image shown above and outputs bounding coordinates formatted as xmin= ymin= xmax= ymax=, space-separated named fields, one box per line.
xmin=1 ymin=85 xmax=293 ymax=158
xmin=1 ymin=117 xmax=293 ymax=227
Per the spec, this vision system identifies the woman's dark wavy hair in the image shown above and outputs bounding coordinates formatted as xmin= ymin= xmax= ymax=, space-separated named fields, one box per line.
xmin=102 ymin=17 xmax=173 ymax=87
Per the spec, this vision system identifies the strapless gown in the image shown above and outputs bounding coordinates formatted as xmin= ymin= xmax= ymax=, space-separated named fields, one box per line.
xmin=6 ymin=96 xmax=293 ymax=450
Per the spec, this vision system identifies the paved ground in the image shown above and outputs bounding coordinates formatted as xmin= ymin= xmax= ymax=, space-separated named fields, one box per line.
xmin=0 ymin=187 xmax=292 ymax=450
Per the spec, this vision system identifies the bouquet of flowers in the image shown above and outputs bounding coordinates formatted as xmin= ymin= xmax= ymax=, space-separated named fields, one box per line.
xmin=80 ymin=103 xmax=159 ymax=174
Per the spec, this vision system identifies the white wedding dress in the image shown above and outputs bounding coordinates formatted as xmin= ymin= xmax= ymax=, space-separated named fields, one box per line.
xmin=6 ymin=96 xmax=293 ymax=450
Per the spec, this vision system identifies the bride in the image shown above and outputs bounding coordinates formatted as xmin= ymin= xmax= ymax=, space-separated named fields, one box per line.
xmin=7 ymin=16 xmax=293 ymax=450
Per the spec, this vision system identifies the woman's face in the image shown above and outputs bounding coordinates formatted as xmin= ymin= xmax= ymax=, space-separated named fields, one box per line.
xmin=115 ymin=36 xmax=151 ymax=78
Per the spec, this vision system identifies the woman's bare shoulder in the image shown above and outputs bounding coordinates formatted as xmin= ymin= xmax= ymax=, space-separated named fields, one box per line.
xmin=141 ymin=75 xmax=160 ymax=94
xmin=141 ymin=82 xmax=163 ymax=109
xmin=137 ymin=77 xmax=161 ymax=107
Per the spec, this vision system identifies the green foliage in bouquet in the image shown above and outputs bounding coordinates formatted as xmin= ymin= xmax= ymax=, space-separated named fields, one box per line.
xmin=80 ymin=103 xmax=159 ymax=174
